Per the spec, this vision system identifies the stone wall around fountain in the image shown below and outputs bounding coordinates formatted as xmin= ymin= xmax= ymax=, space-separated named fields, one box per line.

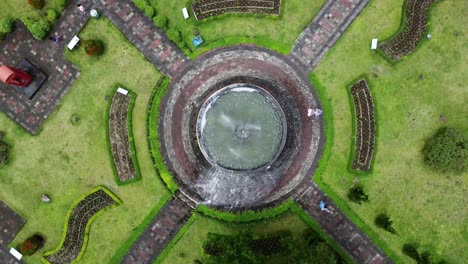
xmin=158 ymin=45 xmax=324 ymax=211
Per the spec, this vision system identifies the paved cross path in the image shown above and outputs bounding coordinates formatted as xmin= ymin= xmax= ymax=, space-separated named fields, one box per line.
xmin=294 ymin=183 xmax=393 ymax=264
xmin=121 ymin=194 xmax=193 ymax=264
xmin=290 ymin=0 xmax=370 ymax=71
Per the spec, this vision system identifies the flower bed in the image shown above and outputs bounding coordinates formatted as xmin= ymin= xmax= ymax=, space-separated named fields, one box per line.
xmin=379 ymin=0 xmax=437 ymax=61
xmin=192 ymin=0 xmax=281 ymax=20
xmin=108 ymin=89 xmax=140 ymax=183
xmin=350 ymin=79 xmax=376 ymax=172
xmin=42 ymin=187 xmax=121 ymax=264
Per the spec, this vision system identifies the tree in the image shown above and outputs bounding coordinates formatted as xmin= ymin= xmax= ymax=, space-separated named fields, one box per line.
xmin=423 ymin=127 xmax=467 ymax=174
xmin=374 ymin=213 xmax=396 ymax=234
xmin=153 ymin=15 xmax=168 ymax=30
xmin=16 ymin=235 xmax=45 ymax=256
xmin=347 ymin=185 xmax=369 ymax=204
xmin=83 ymin=39 xmax=104 ymax=56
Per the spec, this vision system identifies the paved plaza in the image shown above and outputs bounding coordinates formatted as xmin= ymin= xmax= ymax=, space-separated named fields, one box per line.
xmin=0 ymin=201 xmax=26 ymax=264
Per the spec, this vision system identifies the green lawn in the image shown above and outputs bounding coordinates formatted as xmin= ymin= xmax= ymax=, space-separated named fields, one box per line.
xmin=0 ymin=18 xmax=168 ymax=263
xmin=148 ymin=0 xmax=325 ymax=54
xmin=312 ymin=0 xmax=467 ymax=263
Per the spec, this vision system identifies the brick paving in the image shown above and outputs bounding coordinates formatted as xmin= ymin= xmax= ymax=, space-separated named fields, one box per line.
xmin=294 ymin=183 xmax=393 ymax=264
xmin=93 ymin=0 xmax=189 ymax=77
xmin=290 ymin=0 xmax=370 ymax=71
xmin=0 ymin=22 xmax=80 ymax=135
xmin=121 ymin=194 xmax=193 ymax=264
xmin=0 ymin=200 xmax=26 ymax=264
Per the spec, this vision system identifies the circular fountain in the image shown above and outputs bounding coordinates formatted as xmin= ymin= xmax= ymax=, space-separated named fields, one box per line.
xmin=197 ymin=84 xmax=287 ymax=171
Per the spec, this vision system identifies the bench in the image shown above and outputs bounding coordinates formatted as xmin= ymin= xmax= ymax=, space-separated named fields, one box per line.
xmin=68 ymin=36 xmax=80 ymax=50
xmin=182 ymin=7 xmax=189 ymax=19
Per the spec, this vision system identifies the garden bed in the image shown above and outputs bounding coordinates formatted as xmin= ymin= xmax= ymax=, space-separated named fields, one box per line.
xmin=350 ymin=79 xmax=376 ymax=172
xmin=192 ymin=0 xmax=281 ymax=20
xmin=379 ymin=0 xmax=437 ymax=61
xmin=42 ymin=187 xmax=121 ymax=264
xmin=108 ymin=89 xmax=140 ymax=183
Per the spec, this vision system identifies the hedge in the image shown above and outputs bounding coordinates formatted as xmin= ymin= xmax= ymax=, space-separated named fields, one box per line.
xmin=146 ymin=77 xmax=179 ymax=192
xmin=41 ymin=186 xmax=121 ymax=264
xmin=105 ymin=85 xmax=142 ymax=185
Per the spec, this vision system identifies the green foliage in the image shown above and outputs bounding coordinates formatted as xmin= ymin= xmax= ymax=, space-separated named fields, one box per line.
xmin=347 ymin=185 xmax=369 ymax=204
xmin=144 ymin=5 xmax=156 ymax=18
xmin=196 ymin=200 xmax=294 ymax=223
xmin=0 ymin=17 xmax=14 ymax=33
xmin=45 ymin=9 xmax=58 ymax=23
xmin=22 ymin=16 xmax=50 ymax=39
xmin=402 ymin=243 xmax=421 ymax=262
xmin=374 ymin=213 xmax=397 ymax=234
xmin=422 ymin=127 xmax=467 ymax=174
xmin=28 ymin=0 xmax=45 ymax=9
xmin=166 ymin=28 xmax=182 ymax=44
xmin=54 ymin=0 xmax=68 ymax=9
xmin=17 ymin=235 xmax=45 ymax=256
xmin=147 ymin=77 xmax=179 ymax=192
xmin=83 ymin=39 xmax=104 ymax=56
xmin=0 ymin=140 xmax=9 ymax=166
xmin=153 ymin=15 xmax=168 ymax=30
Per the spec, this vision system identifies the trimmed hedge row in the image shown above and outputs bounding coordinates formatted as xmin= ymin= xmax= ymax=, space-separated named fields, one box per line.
xmin=192 ymin=0 xmax=281 ymax=20
xmin=42 ymin=186 xmax=121 ymax=264
xmin=146 ymin=77 xmax=179 ymax=192
xmin=348 ymin=78 xmax=376 ymax=172
xmin=379 ymin=0 xmax=438 ymax=61
xmin=106 ymin=86 xmax=141 ymax=185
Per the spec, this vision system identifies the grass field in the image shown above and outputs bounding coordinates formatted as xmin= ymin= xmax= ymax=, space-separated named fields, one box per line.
xmin=312 ymin=0 xmax=467 ymax=263
xmin=0 ymin=18 xmax=168 ymax=263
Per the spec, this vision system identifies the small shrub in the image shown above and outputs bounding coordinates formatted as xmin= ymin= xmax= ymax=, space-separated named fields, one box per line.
xmin=45 ymin=9 xmax=59 ymax=23
xmin=0 ymin=17 xmax=14 ymax=33
xmin=423 ymin=127 xmax=467 ymax=174
xmin=144 ymin=6 xmax=155 ymax=18
xmin=27 ymin=0 xmax=45 ymax=9
xmin=153 ymin=15 xmax=168 ymax=30
xmin=347 ymin=185 xmax=369 ymax=204
xmin=70 ymin=114 xmax=81 ymax=126
xmin=0 ymin=140 xmax=9 ymax=166
xmin=16 ymin=235 xmax=45 ymax=256
xmin=402 ymin=243 xmax=420 ymax=262
xmin=83 ymin=39 xmax=104 ymax=56
xmin=132 ymin=0 xmax=148 ymax=10
xmin=22 ymin=17 xmax=50 ymax=40
xmin=374 ymin=213 xmax=396 ymax=234
xmin=55 ymin=0 xmax=68 ymax=9
xmin=420 ymin=251 xmax=433 ymax=264
xmin=167 ymin=28 xmax=182 ymax=44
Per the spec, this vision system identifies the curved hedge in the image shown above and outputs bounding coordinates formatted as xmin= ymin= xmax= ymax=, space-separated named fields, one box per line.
xmin=147 ymin=77 xmax=179 ymax=192
xmin=42 ymin=187 xmax=121 ymax=264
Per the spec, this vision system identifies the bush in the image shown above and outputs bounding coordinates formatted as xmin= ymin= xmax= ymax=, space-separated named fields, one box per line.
xmin=402 ymin=243 xmax=420 ymax=262
xmin=22 ymin=17 xmax=50 ymax=40
xmin=28 ymin=0 xmax=45 ymax=9
xmin=0 ymin=140 xmax=9 ymax=166
xmin=83 ymin=39 xmax=104 ymax=56
xmin=423 ymin=127 xmax=467 ymax=174
xmin=347 ymin=185 xmax=369 ymax=204
xmin=144 ymin=6 xmax=156 ymax=18
xmin=45 ymin=9 xmax=59 ymax=23
xmin=0 ymin=17 xmax=14 ymax=33
xmin=54 ymin=0 xmax=68 ymax=9
xmin=153 ymin=15 xmax=168 ymax=30
xmin=16 ymin=235 xmax=45 ymax=256
xmin=166 ymin=28 xmax=182 ymax=44
xmin=374 ymin=213 xmax=396 ymax=234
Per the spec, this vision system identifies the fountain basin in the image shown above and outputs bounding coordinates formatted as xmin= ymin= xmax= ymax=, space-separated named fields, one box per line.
xmin=197 ymin=84 xmax=287 ymax=171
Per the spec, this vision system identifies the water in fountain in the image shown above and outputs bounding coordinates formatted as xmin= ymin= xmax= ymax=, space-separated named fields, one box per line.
xmin=197 ymin=84 xmax=286 ymax=171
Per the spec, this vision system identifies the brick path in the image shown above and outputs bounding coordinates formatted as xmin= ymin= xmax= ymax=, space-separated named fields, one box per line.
xmin=290 ymin=0 xmax=369 ymax=71
xmin=93 ymin=0 xmax=189 ymax=77
xmin=294 ymin=183 xmax=392 ymax=264
xmin=121 ymin=194 xmax=193 ymax=264
xmin=0 ymin=200 xmax=26 ymax=264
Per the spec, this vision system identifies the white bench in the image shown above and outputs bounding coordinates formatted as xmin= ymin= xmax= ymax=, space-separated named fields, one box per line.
xmin=68 ymin=36 xmax=80 ymax=50
xmin=9 ymin=248 xmax=23 ymax=260
xmin=371 ymin=38 xmax=378 ymax=50
xmin=182 ymin=7 xmax=189 ymax=19
xmin=117 ymin=87 xmax=128 ymax=95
